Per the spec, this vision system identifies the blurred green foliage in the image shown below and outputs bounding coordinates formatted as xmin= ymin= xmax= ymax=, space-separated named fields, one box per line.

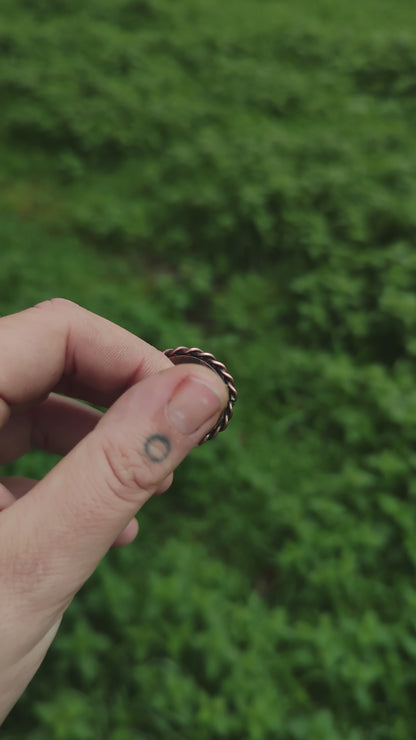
xmin=1 ymin=0 xmax=416 ymax=737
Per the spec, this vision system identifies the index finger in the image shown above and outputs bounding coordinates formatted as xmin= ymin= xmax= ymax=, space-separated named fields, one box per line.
xmin=0 ymin=299 xmax=172 ymax=412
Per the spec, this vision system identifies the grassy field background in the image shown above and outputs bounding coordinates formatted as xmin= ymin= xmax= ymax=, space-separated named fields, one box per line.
xmin=2 ymin=1 xmax=416 ymax=738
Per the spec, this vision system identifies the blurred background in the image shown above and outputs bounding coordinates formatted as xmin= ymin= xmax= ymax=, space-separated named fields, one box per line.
xmin=1 ymin=0 xmax=416 ymax=737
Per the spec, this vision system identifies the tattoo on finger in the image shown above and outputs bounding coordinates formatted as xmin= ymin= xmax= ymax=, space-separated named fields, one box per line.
xmin=144 ymin=434 xmax=171 ymax=463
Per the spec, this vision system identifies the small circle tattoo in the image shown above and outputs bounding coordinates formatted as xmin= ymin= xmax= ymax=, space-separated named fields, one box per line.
xmin=144 ymin=434 xmax=171 ymax=463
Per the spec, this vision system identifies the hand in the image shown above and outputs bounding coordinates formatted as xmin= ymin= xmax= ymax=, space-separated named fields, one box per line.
xmin=0 ymin=299 xmax=227 ymax=724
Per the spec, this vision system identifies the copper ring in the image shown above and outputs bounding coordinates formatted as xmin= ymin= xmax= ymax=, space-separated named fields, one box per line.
xmin=163 ymin=346 xmax=237 ymax=444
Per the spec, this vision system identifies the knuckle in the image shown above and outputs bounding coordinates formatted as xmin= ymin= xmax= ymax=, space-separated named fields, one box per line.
xmin=34 ymin=297 xmax=80 ymax=314
xmin=100 ymin=435 xmax=165 ymax=504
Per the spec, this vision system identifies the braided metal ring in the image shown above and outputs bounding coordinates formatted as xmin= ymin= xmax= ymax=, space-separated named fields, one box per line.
xmin=163 ymin=346 xmax=237 ymax=444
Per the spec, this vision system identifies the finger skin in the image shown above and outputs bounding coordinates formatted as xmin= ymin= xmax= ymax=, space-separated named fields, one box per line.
xmin=0 ymin=364 xmax=227 ymax=614
xmin=0 ymin=301 xmax=228 ymax=724
xmin=0 ymin=477 xmax=35 ymax=499
xmin=0 ymin=395 xmax=103 ymax=464
xmin=0 ymin=363 xmax=227 ymax=724
xmin=0 ymin=476 xmax=141 ymax=547
xmin=0 ymin=483 xmax=15 ymax=511
xmin=112 ymin=518 xmax=139 ymax=547
xmin=0 ymin=299 xmax=173 ymax=409
xmin=31 ymin=395 xmax=103 ymax=456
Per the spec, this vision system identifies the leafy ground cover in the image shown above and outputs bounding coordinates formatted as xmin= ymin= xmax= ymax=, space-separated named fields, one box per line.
xmin=1 ymin=0 xmax=416 ymax=737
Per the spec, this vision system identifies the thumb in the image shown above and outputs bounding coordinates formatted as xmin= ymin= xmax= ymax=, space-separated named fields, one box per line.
xmin=2 ymin=364 xmax=228 ymax=613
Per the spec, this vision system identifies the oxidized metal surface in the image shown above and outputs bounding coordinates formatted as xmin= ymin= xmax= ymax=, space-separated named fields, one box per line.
xmin=163 ymin=346 xmax=237 ymax=444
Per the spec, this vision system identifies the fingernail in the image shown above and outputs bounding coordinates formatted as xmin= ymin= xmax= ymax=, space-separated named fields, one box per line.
xmin=167 ymin=376 xmax=224 ymax=435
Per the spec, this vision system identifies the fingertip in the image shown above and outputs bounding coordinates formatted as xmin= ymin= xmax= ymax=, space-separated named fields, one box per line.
xmin=111 ymin=517 xmax=139 ymax=548
xmin=155 ymin=472 xmax=174 ymax=495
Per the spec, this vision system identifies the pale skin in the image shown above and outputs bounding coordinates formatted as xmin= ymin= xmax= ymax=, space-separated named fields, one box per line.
xmin=0 ymin=299 xmax=227 ymax=725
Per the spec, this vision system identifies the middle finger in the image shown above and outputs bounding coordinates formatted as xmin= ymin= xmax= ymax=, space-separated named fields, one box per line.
xmin=0 ymin=394 xmax=102 ymax=464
